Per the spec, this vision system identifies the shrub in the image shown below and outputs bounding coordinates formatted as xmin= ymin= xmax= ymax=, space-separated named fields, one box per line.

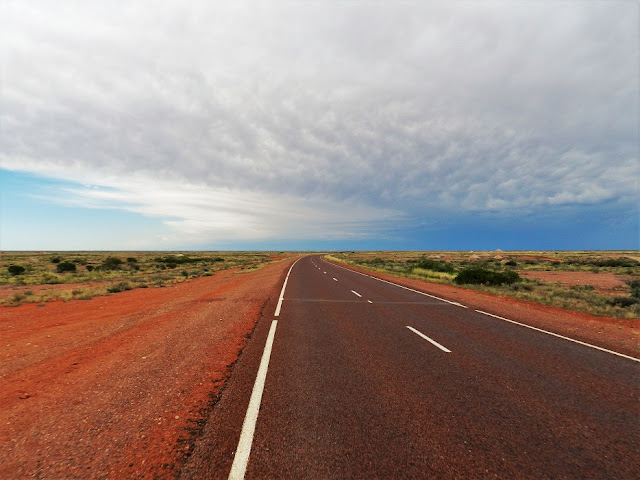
xmin=126 ymin=257 xmax=137 ymax=263
xmin=595 ymin=258 xmax=639 ymax=268
xmin=368 ymin=257 xmax=386 ymax=266
xmin=51 ymin=257 xmax=61 ymax=264
xmin=8 ymin=265 xmax=26 ymax=275
xmin=607 ymin=297 xmax=639 ymax=308
xmin=415 ymin=258 xmax=455 ymax=273
xmin=505 ymin=260 xmax=518 ymax=267
xmin=56 ymin=262 xmax=77 ymax=273
xmin=100 ymin=257 xmax=124 ymax=270
xmin=455 ymin=267 xmax=521 ymax=286
xmin=627 ymin=279 xmax=640 ymax=299
xmin=107 ymin=282 xmax=132 ymax=293
xmin=85 ymin=265 xmax=94 ymax=272
xmin=155 ymin=255 xmax=199 ymax=265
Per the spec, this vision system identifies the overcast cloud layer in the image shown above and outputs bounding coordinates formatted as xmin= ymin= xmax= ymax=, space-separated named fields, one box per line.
xmin=1 ymin=1 xmax=638 ymax=248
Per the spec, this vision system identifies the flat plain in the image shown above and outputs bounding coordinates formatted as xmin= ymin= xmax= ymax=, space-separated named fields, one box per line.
xmin=1 ymin=251 xmax=638 ymax=478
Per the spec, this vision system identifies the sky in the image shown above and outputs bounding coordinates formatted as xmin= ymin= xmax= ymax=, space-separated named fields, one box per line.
xmin=0 ymin=1 xmax=638 ymax=251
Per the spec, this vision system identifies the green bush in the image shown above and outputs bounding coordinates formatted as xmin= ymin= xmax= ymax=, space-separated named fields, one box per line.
xmin=455 ymin=267 xmax=521 ymax=286
xmin=595 ymin=258 xmax=639 ymax=267
xmin=155 ymin=255 xmax=200 ymax=265
xmin=107 ymin=282 xmax=132 ymax=293
xmin=627 ymin=279 xmax=640 ymax=299
xmin=8 ymin=265 xmax=26 ymax=275
xmin=85 ymin=265 xmax=94 ymax=272
xmin=56 ymin=262 xmax=77 ymax=273
xmin=607 ymin=296 xmax=639 ymax=308
xmin=126 ymin=257 xmax=137 ymax=263
xmin=367 ymin=257 xmax=386 ymax=266
xmin=569 ymin=257 xmax=640 ymax=268
xmin=100 ymin=257 xmax=124 ymax=270
xmin=51 ymin=257 xmax=61 ymax=264
xmin=415 ymin=258 xmax=455 ymax=273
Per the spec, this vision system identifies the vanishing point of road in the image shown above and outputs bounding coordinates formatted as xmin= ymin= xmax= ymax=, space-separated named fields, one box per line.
xmin=182 ymin=255 xmax=640 ymax=479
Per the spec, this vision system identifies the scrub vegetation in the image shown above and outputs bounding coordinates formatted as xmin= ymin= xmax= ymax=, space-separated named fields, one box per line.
xmin=327 ymin=251 xmax=640 ymax=319
xmin=1 ymin=251 xmax=287 ymax=306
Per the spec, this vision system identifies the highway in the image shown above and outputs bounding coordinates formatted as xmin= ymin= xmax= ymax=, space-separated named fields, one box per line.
xmin=182 ymin=255 xmax=640 ymax=479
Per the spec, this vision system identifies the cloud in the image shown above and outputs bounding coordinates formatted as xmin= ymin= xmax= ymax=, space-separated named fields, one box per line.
xmin=1 ymin=1 xmax=637 ymax=245
xmin=24 ymin=167 xmax=402 ymax=246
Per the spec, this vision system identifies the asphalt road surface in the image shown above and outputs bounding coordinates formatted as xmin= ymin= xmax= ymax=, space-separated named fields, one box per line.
xmin=182 ymin=255 xmax=639 ymax=479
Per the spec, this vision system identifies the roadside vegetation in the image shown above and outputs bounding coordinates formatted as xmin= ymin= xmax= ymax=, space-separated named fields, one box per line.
xmin=326 ymin=251 xmax=640 ymax=319
xmin=1 ymin=251 xmax=288 ymax=306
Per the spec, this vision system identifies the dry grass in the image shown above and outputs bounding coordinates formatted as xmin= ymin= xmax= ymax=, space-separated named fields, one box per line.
xmin=1 ymin=251 xmax=289 ymax=306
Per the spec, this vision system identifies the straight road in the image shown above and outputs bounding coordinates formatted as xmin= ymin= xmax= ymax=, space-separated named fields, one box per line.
xmin=183 ymin=255 xmax=639 ymax=479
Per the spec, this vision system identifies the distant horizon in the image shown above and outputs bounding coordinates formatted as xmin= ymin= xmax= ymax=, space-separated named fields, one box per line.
xmin=3 ymin=249 xmax=638 ymax=253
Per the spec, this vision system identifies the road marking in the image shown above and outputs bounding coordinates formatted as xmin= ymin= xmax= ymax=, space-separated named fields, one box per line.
xmin=323 ymin=271 xmax=327 ymax=274
xmin=475 ymin=310 xmax=640 ymax=362
xmin=328 ymin=261 xmax=467 ymax=308
xmin=274 ymin=257 xmax=302 ymax=317
xmin=228 ymin=320 xmax=278 ymax=480
xmin=351 ymin=290 xmax=362 ymax=297
xmin=333 ymin=277 xmax=338 ymax=281
xmin=367 ymin=300 xmax=373 ymax=304
xmin=406 ymin=326 xmax=451 ymax=353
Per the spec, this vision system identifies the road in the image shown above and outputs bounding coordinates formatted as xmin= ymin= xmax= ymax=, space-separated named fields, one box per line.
xmin=182 ymin=255 xmax=640 ymax=479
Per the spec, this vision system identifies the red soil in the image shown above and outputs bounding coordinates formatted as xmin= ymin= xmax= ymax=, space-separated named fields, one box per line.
xmin=329 ymin=262 xmax=639 ymax=359
xmin=518 ymin=271 xmax=631 ymax=296
xmin=0 ymin=259 xmax=294 ymax=479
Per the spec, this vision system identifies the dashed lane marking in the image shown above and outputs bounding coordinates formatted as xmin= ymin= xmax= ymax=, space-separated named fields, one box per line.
xmin=351 ymin=290 xmax=362 ymax=297
xmin=327 ymin=260 xmax=467 ymax=308
xmin=406 ymin=326 xmax=451 ymax=353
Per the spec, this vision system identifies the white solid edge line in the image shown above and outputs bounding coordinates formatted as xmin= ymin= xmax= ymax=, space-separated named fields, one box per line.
xmin=329 ymin=260 xmax=467 ymax=308
xmin=351 ymin=290 xmax=362 ymax=297
xmin=475 ymin=310 xmax=640 ymax=363
xmin=228 ymin=320 xmax=279 ymax=480
xmin=406 ymin=326 xmax=451 ymax=353
xmin=274 ymin=257 xmax=302 ymax=317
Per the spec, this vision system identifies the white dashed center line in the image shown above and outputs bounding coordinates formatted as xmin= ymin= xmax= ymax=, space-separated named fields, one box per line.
xmin=351 ymin=290 xmax=362 ymax=297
